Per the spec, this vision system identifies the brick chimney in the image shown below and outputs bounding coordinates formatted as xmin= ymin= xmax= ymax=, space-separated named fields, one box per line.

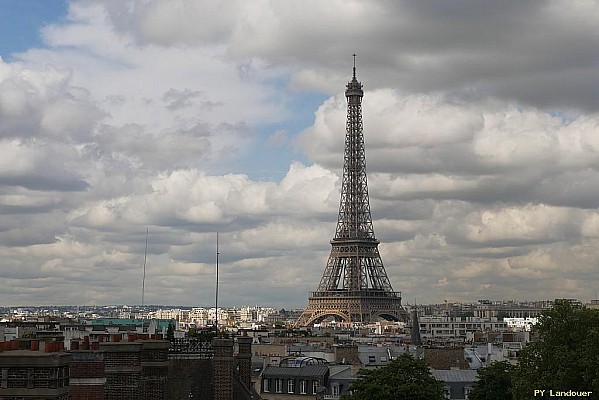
xmin=236 ymin=336 xmax=253 ymax=390
xmin=212 ymin=337 xmax=234 ymax=400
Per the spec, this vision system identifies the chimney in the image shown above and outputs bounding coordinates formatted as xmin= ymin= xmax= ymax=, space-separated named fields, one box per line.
xmin=213 ymin=337 xmax=234 ymax=400
xmin=45 ymin=342 xmax=55 ymax=353
xmin=236 ymin=336 xmax=253 ymax=390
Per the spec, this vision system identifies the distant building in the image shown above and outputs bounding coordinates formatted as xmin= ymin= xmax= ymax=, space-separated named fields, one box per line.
xmin=419 ymin=316 xmax=508 ymax=342
xmin=357 ymin=344 xmax=407 ymax=368
xmin=503 ymin=317 xmax=538 ymax=331
xmin=474 ymin=301 xmax=551 ymax=319
xmin=586 ymin=299 xmax=599 ymax=310
xmin=463 ymin=331 xmax=529 ymax=369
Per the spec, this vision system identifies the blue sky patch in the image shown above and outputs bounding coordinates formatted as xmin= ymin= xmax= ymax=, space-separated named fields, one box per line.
xmin=0 ymin=0 xmax=67 ymax=60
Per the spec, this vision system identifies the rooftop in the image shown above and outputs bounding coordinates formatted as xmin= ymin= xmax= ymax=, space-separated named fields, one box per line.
xmin=262 ymin=364 xmax=329 ymax=378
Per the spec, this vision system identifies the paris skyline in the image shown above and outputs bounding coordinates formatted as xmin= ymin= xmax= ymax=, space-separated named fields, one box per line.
xmin=1 ymin=1 xmax=598 ymax=307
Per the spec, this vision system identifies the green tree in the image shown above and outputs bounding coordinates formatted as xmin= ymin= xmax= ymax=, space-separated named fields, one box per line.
xmin=513 ymin=300 xmax=599 ymax=399
xmin=166 ymin=322 xmax=175 ymax=341
xmin=187 ymin=327 xmax=198 ymax=337
xmin=341 ymin=353 xmax=444 ymax=400
xmin=469 ymin=361 xmax=514 ymax=400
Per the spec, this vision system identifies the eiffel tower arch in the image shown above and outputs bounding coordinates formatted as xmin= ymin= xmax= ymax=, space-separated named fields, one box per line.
xmin=296 ymin=57 xmax=407 ymax=327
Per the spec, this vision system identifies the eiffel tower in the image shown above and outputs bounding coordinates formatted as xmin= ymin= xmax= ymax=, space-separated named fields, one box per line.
xmin=296 ymin=57 xmax=407 ymax=327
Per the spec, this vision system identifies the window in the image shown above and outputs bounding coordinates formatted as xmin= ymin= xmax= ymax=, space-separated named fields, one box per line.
xmin=288 ymin=379 xmax=295 ymax=393
xmin=313 ymin=380 xmax=318 ymax=394
xmin=368 ymin=355 xmax=376 ymax=363
xmin=275 ymin=378 xmax=283 ymax=393
xmin=263 ymin=378 xmax=269 ymax=392
xmin=443 ymin=388 xmax=451 ymax=399
xmin=332 ymin=384 xmax=340 ymax=396
xmin=300 ymin=380 xmax=307 ymax=394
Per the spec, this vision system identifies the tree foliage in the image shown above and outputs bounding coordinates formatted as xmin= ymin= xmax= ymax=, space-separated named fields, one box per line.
xmin=469 ymin=361 xmax=514 ymax=400
xmin=166 ymin=322 xmax=175 ymax=341
xmin=512 ymin=300 xmax=599 ymax=399
xmin=341 ymin=353 xmax=444 ymax=400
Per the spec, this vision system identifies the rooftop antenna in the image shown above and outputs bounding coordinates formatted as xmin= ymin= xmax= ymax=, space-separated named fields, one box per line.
xmin=141 ymin=227 xmax=149 ymax=306
xmin=352 ymin=53 xmax=357 ymax=80
xmin=215 ymin=232 xmax=219 ymax=335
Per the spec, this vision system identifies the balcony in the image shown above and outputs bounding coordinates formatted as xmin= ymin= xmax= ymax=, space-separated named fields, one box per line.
xmin=310 ymin=290 xmax=401 ymax=299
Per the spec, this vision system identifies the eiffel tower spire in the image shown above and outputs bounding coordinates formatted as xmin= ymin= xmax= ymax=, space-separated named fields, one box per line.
xmin=296 ymin=57 xmax=406 ymax=327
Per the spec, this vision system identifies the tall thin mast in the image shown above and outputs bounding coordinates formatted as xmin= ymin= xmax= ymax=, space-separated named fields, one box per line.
xmin=215 ymin=232 xmax=219 ymax=334
xmin=141 ymin=227 xmax=148 ymax=306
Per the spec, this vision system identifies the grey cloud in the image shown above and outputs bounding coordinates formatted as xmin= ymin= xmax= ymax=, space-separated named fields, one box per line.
xmin=163 ymin=88 xmax=203 ymax=110
xmin=98 ymin=1 xmax=599 ymax=110
xmin=0 ymin=230 xmax=56 ymax=247
xmin=0 ymin=175 xmax=88 ymax=192
xmin=92 ymin=123 xmax=215 ymax=171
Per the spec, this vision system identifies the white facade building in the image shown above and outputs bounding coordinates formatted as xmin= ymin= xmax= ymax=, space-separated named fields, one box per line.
xmin=503 ymin=317 xmax=538 ymax=331
xmin=419 ymin=316 xmax=508 ymax=340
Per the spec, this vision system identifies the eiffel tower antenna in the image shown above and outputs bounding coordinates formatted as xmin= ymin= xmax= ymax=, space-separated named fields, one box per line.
xmin=296 ymin=56 xmax=407 ymax=327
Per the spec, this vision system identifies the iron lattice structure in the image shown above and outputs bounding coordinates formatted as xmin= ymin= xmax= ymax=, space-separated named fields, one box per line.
xmin=296 ymin=60 xmax=407 ymax=327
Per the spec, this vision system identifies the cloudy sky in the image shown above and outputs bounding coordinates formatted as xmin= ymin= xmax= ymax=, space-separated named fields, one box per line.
xmin=1 ymin=0 xmax=598 ymax=308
